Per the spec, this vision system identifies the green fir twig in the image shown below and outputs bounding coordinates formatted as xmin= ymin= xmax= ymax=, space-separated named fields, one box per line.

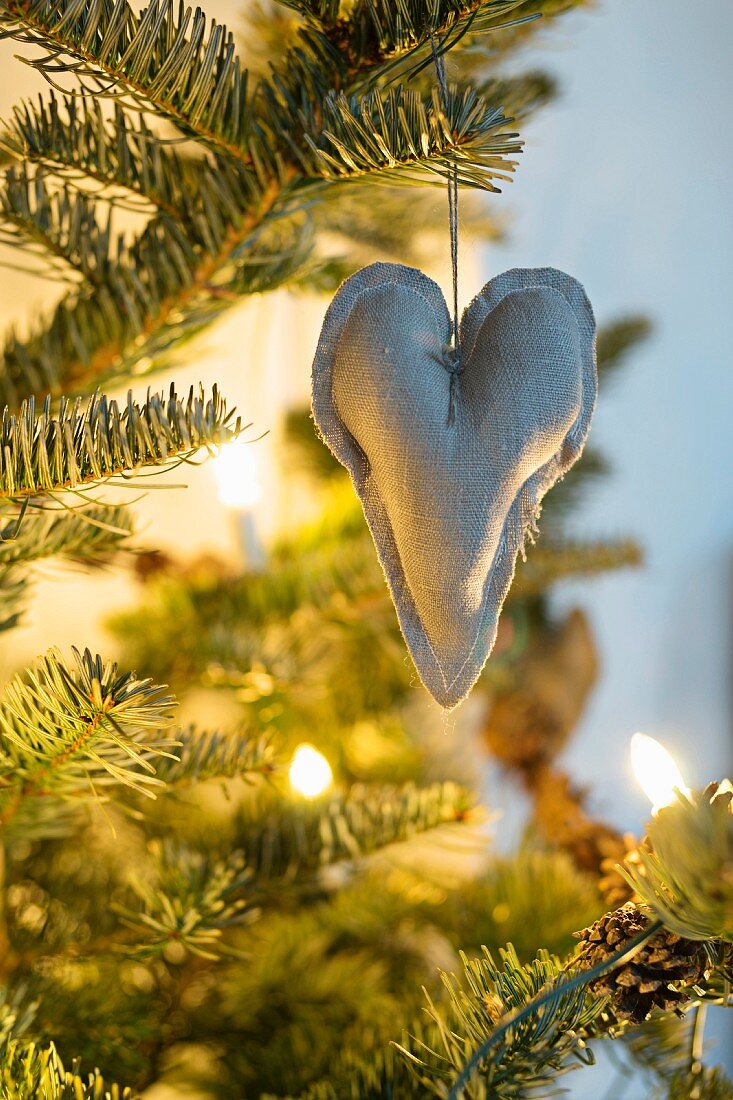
xmin=0 ymin=384 xmax=242 ymax=501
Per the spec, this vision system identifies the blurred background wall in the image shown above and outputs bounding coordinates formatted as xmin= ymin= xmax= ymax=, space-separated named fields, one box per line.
xmin=486 ymin=0 xmax=733 ymax=1081
xmin=490 ymin=0 xmax=733 ymax=825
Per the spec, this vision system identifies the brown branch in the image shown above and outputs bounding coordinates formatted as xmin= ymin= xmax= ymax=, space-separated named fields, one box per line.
xmin=2 ymin=0 xmax=255 ymax=169
xmin=0 ymin=209 xmax=88 ymax=281
xmin=18 ymin=150 xmax=185 ymax=221
xmin=0 ymin=704 xmax=109 ymax=829
xmin=55 ymin=174 xmax=290 ymax=398
xmin=479 ymin=609 xmax=638 ymax=905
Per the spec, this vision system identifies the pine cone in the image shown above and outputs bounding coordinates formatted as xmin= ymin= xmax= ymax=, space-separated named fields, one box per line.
xmin=575 ymin=903 xmax=708 ymax=1024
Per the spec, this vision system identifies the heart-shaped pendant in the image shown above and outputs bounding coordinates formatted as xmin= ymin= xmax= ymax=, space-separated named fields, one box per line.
xmin=311 ymin=263 xmax=597 ymax=708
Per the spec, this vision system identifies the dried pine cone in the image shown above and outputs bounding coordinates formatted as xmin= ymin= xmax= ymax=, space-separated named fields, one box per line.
xmin=575 ymin=903 xmax=708 ymax=1024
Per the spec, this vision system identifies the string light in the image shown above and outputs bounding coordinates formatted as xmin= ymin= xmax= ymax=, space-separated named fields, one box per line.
xmin=213 ymin=438 xmax=262 ymax=510
xmin=630 ymin=733 xmax=689 ymax=813
xmin=289 ymin=744 xmax=333 ymax=798
xmin=213 ymin=438 xmax=266 ymax=569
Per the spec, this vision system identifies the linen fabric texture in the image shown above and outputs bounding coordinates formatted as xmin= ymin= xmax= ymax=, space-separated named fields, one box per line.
xmin=311 ymin=263 xmax=597 ymax=709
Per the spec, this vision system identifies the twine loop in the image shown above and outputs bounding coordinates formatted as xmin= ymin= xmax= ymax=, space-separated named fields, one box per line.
xmin=430 ymin=33 xmax=461 ymax=426
xmin=442 ymin=343 xmax=462 ymax=427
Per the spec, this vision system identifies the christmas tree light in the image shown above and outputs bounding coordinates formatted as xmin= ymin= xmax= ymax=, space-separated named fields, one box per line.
xmin=630 ymin=732 xmax=689 ymax=813
xmin=289 ymin=744 xmax=333 ymax=798
xmin=213 ymin=439 xmax=265 ymax=569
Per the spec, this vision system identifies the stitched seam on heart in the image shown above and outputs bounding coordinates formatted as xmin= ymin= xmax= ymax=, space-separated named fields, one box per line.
xmin=326 ymin=274 xmax=584 ymax=696
xmin=437 ymin=285 xmax=595 ymax=693
xmin=312 ymin=264 xmax=596 ymax=707
xmin=362 ymin=284 xmax=587 ymax=698
xmin=323 ymin=275 xmax=451 ymax=491
xmin=428 ymin=281 xmax=593 ymax=695
xmin=324 ymin=274 xmax=459 ymax=696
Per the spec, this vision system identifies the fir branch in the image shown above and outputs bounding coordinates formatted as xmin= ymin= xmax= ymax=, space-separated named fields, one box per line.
xmin=250 ymin=0 xmax=537 ymax=135
xmin=0 ymin=503 xmax=136 ymax=632
xmin=477 ymin=70 xmax=556 ymax=121
xmin=275 ymin=0 xmax=341 ymax=22
xmin=396 ymin=944 xmax=601 ymax=1098
xmin=0 ymin=0 xmax=256 ymax=168
xmin=2 ymin=93 xmax=267 ymax=244
xmin=216 ymin=903 xmax=411 ymax=1097
xmin=439 ymin=848 xmax=603 ymax=963
xmin=597 ymin=315 xmax=652 ymax=381
xmin=437 ymin=922 xmax=662 ymax=1099
xmin=621 ymin=1014 xmax=692 ymax=1086
xmin=0 ymin=985 xmax=36 ymax=1047
xmin=660 ymin=1067 xmax=733 ymax=1100
xmin=107 ymin=522 xmax=412 ymax=722
xmin=0 ymin=181 xmax=296 ymax=406
xmin=319 ymin=0 xmax=540 ymax=86
xmin=0 ymin=1 xmax=532 ymax=401
xmin=302 ymin=83 xmax=520 ymax=188
xmin=108 ymin=509 xmax=393 ymax=683
xmin=0 ymin=647 xmax=177 ymax=829
xmin=108 ymin=514 xmax=640 ymax=701
xmin=240 ymin=781 xmax=474 ymax=880
xmin=300 ymin=182 xmax=504 ymax=291
xmin=155 ymin=725 xmax=279 ymax=786
xmin=112 ymin=841 xmax=254 ymax=959
xmin=513 ymin=538 xmax=642 ymax=595
xmin=284 ymin=1044 xmax=414 ymax=1100
xmin=360 ymin=0 xmax=535 ymax=56
xmin=0 ymin=503 xmax=135 ymax=568
xmin=0 ymin=163 xmax=113 ymax=282
xmin=2 ymin=94 xmax=198 ymax=219
xmin=0 ymin=384 xmax=241 ymax=501
xmin=0 ymin=565 xmax=27 ymax=633
xmin=0 ymin=1036 xmax=133 ymax=1099
xmin=540 ymin=312 xmax=650 ymax=529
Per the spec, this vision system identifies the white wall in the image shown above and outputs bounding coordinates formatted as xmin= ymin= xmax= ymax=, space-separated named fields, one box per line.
xmin=487 ymin=0 xmax=733 ymax=835
xmin=484 ymin=0 xmax=733 ymax=1082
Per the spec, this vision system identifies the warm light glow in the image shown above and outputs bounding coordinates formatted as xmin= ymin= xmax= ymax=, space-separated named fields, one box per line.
xmin=213 ymin=439 xmax=262 ymax=509
xmin=288 ymin=744 xmax=333 ymax=798
xmin=630 ymin=733 xmax=688 ymax=812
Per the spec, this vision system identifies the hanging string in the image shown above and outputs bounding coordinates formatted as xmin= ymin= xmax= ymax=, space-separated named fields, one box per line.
xmin=430 ymin=33 xmax=461 ymax=426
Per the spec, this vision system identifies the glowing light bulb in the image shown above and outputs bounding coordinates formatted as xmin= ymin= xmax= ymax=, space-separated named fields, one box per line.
xmin=213 ymin=439 xmax=262 ymax=510
xmin=289 ymin=744 xmax=333 ymax=798
xmin=630 ymin=733 xmax=689 ymax=813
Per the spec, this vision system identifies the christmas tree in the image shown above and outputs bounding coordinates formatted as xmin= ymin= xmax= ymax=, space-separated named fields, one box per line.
xmin=0 ymin=1 xmax=731 ymax=1097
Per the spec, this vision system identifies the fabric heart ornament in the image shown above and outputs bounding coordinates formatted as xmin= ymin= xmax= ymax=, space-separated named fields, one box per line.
xmin=311 ymin=263 xmax=597 ymax=709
